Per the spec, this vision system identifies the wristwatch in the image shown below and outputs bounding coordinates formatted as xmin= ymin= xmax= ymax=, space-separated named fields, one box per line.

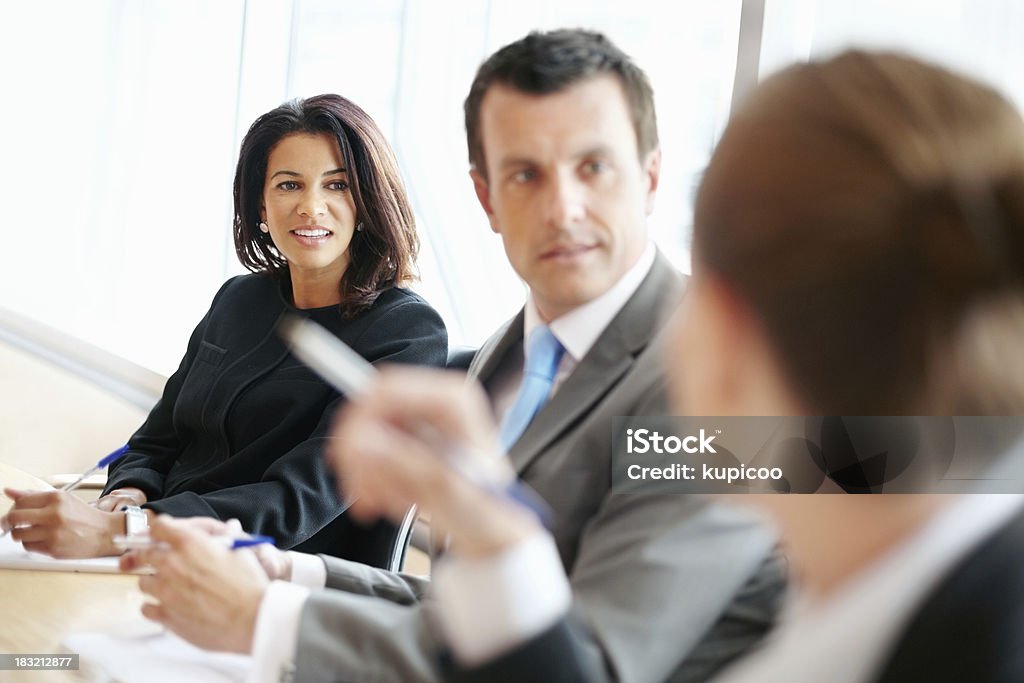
xmin=123 ymin=505 xmax=149 ymax=537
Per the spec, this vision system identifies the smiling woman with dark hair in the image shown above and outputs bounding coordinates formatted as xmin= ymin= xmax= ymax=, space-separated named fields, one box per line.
xmin=0 ymin=94 xmax=447 ymax=562
xmin=233 ymin=94 xmax=421 ymax=314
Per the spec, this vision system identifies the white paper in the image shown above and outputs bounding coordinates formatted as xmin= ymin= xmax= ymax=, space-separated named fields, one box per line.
xmin=0 ymin=531 xmax=128 ymax=573
xmin=63 ymin=630 xmax=252 ymax=683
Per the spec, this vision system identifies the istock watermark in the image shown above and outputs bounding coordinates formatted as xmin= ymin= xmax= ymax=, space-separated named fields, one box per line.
xmin=612 ymin=416 xmax=1024 ymax=494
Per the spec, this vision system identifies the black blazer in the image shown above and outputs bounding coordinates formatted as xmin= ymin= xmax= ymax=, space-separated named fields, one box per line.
xmin=873 ymin=507 xmax=1024 ymax=682
xmin=103 ymin=274 xmax=447 ymax=563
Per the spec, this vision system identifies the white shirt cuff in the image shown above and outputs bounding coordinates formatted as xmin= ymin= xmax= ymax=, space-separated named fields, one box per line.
xmin=287 ymin=551 xmax=327 ymax=588
xmin=246 ymin=580 xmax=311 ymax=683
xmin=432 ymin=532 xmax=571 ymax=667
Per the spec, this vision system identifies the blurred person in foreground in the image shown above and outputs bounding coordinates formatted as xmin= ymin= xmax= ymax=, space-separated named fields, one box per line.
xmin=328 ymin=50 xmax=1024 ymax=682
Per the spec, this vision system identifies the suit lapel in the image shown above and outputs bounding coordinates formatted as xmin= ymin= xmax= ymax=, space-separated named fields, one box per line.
xmin=508 ymin=252 xmax=685 ymax=475
xmin=469 ymin=311 xmax=524 ymax=388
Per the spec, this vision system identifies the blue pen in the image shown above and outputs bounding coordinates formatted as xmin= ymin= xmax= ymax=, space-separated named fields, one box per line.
xmin=1 ymin=444 xmax=131 ymax=538
xmin=226 ymin=534 xmax=276 ymax=550
xmin=59 ymin=444 xmax=131 ymax=493
xmin=112 ymin=533 xmax=276 ymax=551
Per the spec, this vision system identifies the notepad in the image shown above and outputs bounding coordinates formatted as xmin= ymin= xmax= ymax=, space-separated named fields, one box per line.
xmin=63 ymin=630 xmax=251 ymax=683
xmin=0 ymin=530 xmax=141 ymax=573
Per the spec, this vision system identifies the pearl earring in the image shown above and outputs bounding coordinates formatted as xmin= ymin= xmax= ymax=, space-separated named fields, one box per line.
xmin=258 ymin=221 xmax=270 ymax=233
xmin=356 ymin=222 xmax=364 ymax=232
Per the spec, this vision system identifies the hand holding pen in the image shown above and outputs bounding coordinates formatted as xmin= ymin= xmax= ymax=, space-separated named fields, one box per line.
xmin=123 ymin=515 xmax=273 ymax=653
xmin=326 ymin=368 xmax=551 ymax=557
xmin=1 ymin=444 xmax=130 ymax=541
xmin=118 ymin=516 xmax=291 ymax=583
xmin=279 ymin=316 xmax=553 ymax=530
xmin=278 ymin=316 xmax=553 ymax=557
xmin=114 ymin=532 xmax=275 ymax=552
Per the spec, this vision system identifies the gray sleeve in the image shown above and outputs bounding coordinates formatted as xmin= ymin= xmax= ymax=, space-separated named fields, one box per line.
xmin=440 ymin=496 xmax=784 ymax=683
xmin=293 ymin=496 xmax=782 ymax=683
xmin=295 ymin=589 xmax=444 ymax=682
xmin=553 ymin=495 xmax=783 ymax=683
xmin=319 ymin=554 xmax=431 ymax=604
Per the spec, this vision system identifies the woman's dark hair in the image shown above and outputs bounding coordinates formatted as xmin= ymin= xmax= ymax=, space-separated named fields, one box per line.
xmin=233 ymin=94 xmax=418 ymax=316
xmin=694 ymin=50 xmax=1024 ymax=415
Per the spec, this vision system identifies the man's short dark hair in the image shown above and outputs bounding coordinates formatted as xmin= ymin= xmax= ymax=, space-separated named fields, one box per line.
xmin=464 ymin=28 xmax=658 ymax=178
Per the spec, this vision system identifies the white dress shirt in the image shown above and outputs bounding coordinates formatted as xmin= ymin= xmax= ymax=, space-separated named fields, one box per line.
xmin=247 ymin=551 xmax=325 ymax=683
xmin=247 ymin=243 xmax=658 ymax=681
xmin=490 ymin=241 xmax=657 ymax=418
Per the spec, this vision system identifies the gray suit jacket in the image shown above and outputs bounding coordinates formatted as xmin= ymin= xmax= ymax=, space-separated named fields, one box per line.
xmin=293 ymin=252 xmax=784 ymax=682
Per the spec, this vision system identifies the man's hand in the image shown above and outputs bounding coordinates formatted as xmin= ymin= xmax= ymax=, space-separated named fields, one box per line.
xmin=328 ymin=367 xmax=542 ymax=558
xmin=120 ymin=516 xmax=294 ymax=582
xmin=1 ymin=488 xmax=124 ymax=557
xmin=123 ymin=516 xmax=270 ymax=653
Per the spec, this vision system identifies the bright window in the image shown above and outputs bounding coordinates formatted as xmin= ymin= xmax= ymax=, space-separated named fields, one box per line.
xmin=3 ymin=1 xmax=1019 ymax=375
xmin=761 ymin=0 xmax=1024 ymax=108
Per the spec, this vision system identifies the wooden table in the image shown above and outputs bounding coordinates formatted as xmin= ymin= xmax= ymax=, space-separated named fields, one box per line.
xmin=0 ymin=464 xmax=148 ymax=683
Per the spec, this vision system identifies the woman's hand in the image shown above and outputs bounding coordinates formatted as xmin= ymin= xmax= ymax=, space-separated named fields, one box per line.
xmin=1 ymin=488 xmax=125 ymax=557
xmin=92 ymin=487 xmax=147 ymax=512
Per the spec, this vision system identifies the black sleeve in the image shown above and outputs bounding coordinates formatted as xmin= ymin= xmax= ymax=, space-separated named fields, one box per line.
xmin=138 ymin=296 xmax=448 ymax=548
xmin=102 ymin=279 xmax=238 ymax=500
xmin=355 ymin=297 xmax=450 ymax=368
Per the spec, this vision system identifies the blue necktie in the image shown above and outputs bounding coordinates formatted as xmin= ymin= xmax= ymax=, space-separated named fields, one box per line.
xmin=499 ymin=325 xmax=566 ymax=451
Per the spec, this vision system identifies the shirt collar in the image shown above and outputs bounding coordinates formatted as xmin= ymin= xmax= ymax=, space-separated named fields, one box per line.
xmin=524 ymin=241 xmax=656 ymax=363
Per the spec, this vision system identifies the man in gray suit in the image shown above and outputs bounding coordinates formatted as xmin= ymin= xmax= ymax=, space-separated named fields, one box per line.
xmin=128 ymin=28 xmax=784 ymax=683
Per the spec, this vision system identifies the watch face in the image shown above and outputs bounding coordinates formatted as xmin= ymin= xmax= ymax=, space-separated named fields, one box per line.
xmin=124 ymin=507 xmax=148 ymax=536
